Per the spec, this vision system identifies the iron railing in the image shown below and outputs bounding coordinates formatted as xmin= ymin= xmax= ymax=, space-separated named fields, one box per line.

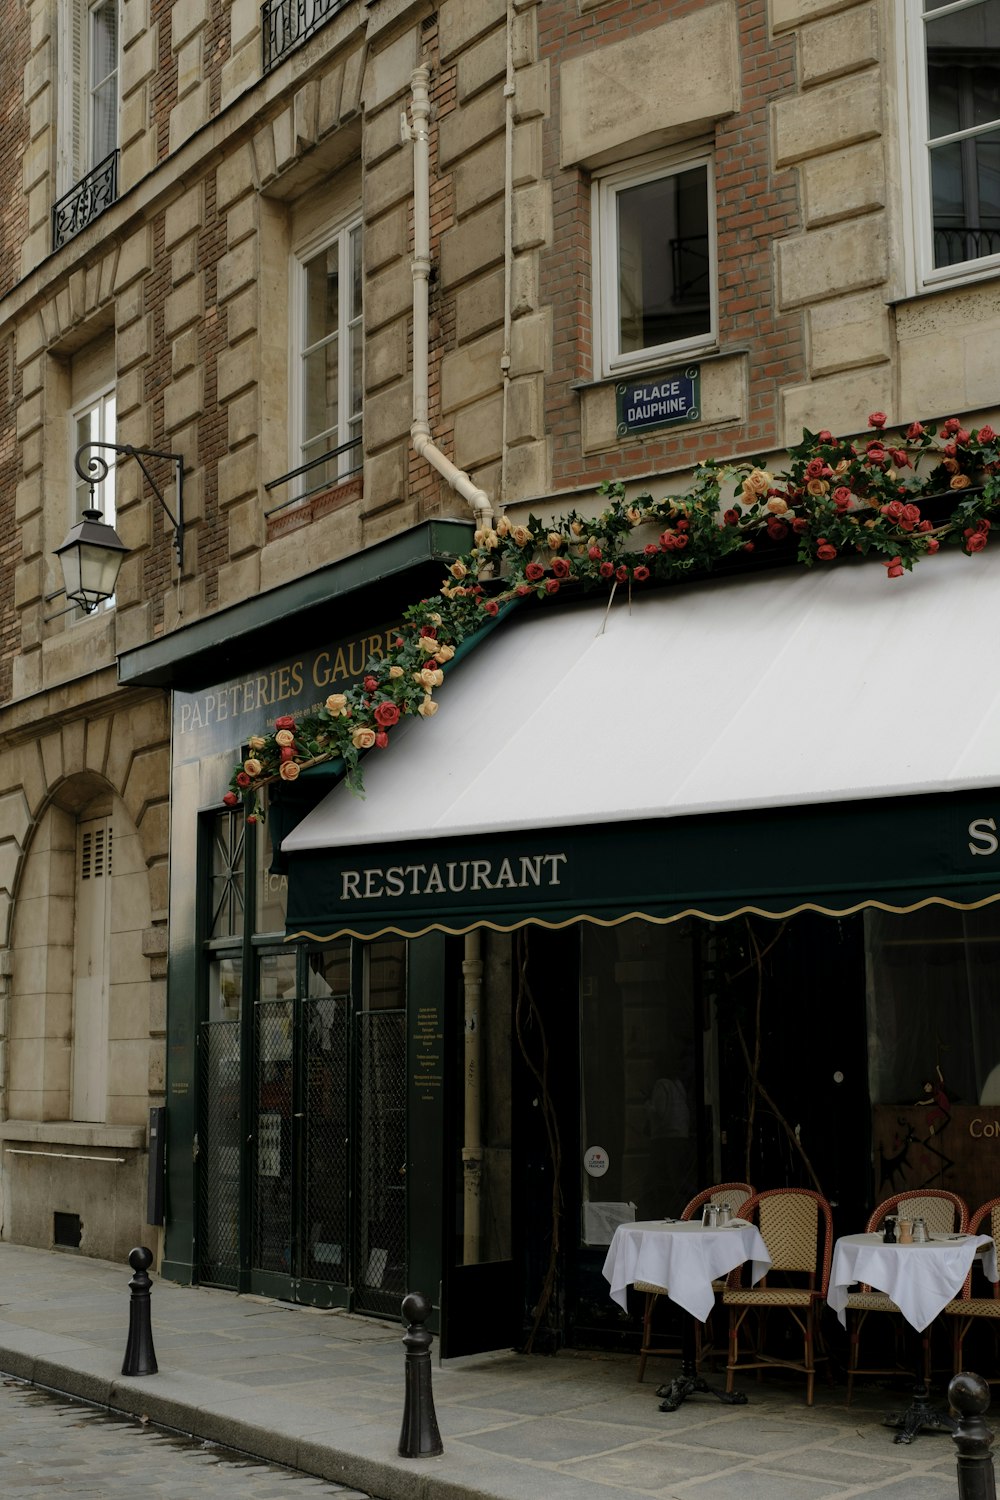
xmin=52 ymin=150 xmax=119 ymax=252
xmin=934 ymin=225 xmax=1000 ymax=268
xmin=264 ymin=434 xmax=363 ymax=515
xmin=261 ymin=0 xmax=350 ymax=73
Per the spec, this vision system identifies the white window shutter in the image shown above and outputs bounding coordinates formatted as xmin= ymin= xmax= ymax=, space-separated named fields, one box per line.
xmin=72 ymin=816 xmax=112 ymax=1122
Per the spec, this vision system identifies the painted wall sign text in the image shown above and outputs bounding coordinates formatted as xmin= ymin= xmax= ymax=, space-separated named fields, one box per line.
xmin=341 ymin=852 xmax=569 ymax=902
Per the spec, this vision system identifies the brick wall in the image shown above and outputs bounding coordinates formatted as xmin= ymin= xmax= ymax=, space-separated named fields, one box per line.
xmin=539 ymin=0 xmax=805 ymax=494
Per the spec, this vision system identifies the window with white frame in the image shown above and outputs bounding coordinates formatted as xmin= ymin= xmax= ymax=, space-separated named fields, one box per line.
xmin=59 ymin=0 xmax=119 ymax=192
xmin=293 ymin=220 xmax=363 ymax=495
xmin=592 ymin=149 xmax=716 ymax=378
xmin=71 ymin=385 xmax=117 ymax=611
xmin=908 ymin=0 xmax=1000 ymax=281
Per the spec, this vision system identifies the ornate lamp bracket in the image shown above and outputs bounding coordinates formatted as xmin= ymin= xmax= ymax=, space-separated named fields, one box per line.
xmin=74 ymin=441 xmax=185 ymax=571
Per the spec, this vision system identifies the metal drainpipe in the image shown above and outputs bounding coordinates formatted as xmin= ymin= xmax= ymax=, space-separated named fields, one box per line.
xmin=499 ymin=0 xmax=515 ymax=511
xmin=404 ymin=67 xmax=493 ymax=529
xmin=462 ymin=931 xmax=484 ymax=1264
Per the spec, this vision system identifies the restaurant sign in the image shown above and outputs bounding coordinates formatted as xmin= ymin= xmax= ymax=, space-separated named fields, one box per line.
xmin=616 ymin=367 xmax=700 ymax=437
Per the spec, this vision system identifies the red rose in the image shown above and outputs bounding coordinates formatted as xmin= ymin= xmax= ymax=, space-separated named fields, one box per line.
xmin=633 ymin=565 xmax=650 ymax=581
xmin=374 ymin=702 xmax=400 ymax=728
xmin=978 ymin=425 xmax=997 ymax=444
xmin=364 ymin=676 xmax=378 ymax=692
xmin=881 ymin=500 xmax=904 ymax=521
xmin=223 ymin=791 xmax=239 ymax=807
xmin=833 ymin=486 xmax=852 ymax=509
xmin=280 ymin=746 xmax=295 ymax=762
xmin=883 ymin=555 xmax=903 ymax=571
xmin=676 ymin=519 xmax=690 ymax=532
xmin=482 ymin=599 xmax=499 ymax=615
xmin=887 ymin=563 xmax=904 ymax=578
xmin=236 ymin=771 xmax=251 ymax=787
xmin=675 ymin=534 xmax=689 ymax=550
xmin=550 ymin=557 xmax=571 ymax=578
xmin=515 ymin=584 xmax=532 ymax=596
xmin=925 ymin=537 xmax=940 ymax=554
xmin=615 ymin=565 xmax=628 ymax=582
xmin=644 ymin=543 xmax=659 ymax=557
xmin=246 ymin=814 xmax=257 ymax=825
xmin=806 ymin=458 xmax=826 ymax=479
xmin=723 ymin=510 xmax=739 ymax=526
xmin=902 ymin=503 xmax=921 ymax=524
xmin=956 ymin=429 xmax=971 ymax=446
xmin=545 ymin=578 xmax=560 ymax=594
xmin=817 ymin=429 xmax=833 ymax=443
xmin=907 ymin=422 xmax=925 ymax=440
xmin=978 ymin=518 xmax=992 ymax=533
xmin=966 ymin=530 xmax=988 ymax=553
xmin=792 ymin=517 xmax=809 ymax=534
xmin=420 ymin=624 xmax=437 ymax=637
xmin=816 ymin=543 xmax=837 ymax=561
xmin=767 ymin=519 xmax=788 ymax=541
xmin=599 ymin=561 xmax=615 ymax=578
xmin=741 ymin=541 xmax=755 ymax=553
xmin=944 ymin=443 xmax=957 ymax=458
xmin=868 ymin=411 xmax=887 ymax=429
xmin=941 ymin=418 xmax=961 ymax=436
xmin=866 ymin=444 xmax=887 ymax=464
xmin=375 ymin=731 xmax=389 ymax=749
xmin=274 ymin=715 xmax=295 ymax=731
xmin=525 ymin=562 xmax=545 ymax=581
xmin=588 ymin=545 xmax=602 ymax=560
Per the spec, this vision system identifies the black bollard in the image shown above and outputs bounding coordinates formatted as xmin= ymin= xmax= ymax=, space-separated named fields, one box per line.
xmin=121 ymin=1246 xmax=158 ymax=1377
xmin=949 ymin=1372 xmax=996 ymax=1500
xmin=397 ymin=1291 xmax=443 ymax=1458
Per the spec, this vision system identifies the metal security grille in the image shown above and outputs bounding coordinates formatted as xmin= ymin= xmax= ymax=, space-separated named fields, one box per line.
xmin=197 ymin=1020 xmax=241 ymax=1287
xmin=301 ymin=996 xmax=349 ymax=1282
xmin=355 ymin=1010 xmax=407 ymax=1315
xmin=252 ymin=1000 xmax=294 ymax=1274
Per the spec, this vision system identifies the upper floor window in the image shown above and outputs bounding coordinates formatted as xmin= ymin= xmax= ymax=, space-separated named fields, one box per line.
xmin=909 ymin=0 xmax=1000 ymax=282
xmin=293 ymin=220 xmax=363 ymax=495
xmin=54 ymin=0 xmax=119 ymax=249
xmin=262 ymin=0 xmax=351 ymax=74
xmin=592 ymin=149 xmax=716 ymax=378
xmin=71 ymin=384 xmax=116 ymax=613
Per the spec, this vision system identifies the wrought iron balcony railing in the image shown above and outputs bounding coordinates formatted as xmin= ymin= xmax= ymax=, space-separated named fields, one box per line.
xmin=934 ymin=225 xmax=1000 ymax=268
xmin=261 ymin=0 xmax=349 ymax=73
xmin=264 ymin=435 xmax=363 ymax=515
xmin=52 ymin=150 xmax=119 ymax=253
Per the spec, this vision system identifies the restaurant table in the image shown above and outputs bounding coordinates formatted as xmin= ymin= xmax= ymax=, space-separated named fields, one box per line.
xmin=603 ymin=1218 xmax=771 ymax=1411
xmin=827 ymin=1231 xmax=998 ymax=1444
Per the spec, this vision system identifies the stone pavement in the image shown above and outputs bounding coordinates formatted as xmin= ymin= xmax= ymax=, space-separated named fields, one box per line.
xmin=0 ymin=1242 xmax=980 ymax=1500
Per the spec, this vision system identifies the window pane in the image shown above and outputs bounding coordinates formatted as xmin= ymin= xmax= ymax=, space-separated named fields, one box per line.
xmin=255 ymin=811 xmax=288 ymax=936
xmin=302 ymin=342 xmax=339 ymax=447
xmin=209 ymin=954 xmax=243 ymax=1023
xmin=366 ymin=940 xmax=406 ymax=1011
xmin=926 ymin=4 xmax=1000 ymax=142
xmin=615 ymin=164 xmax=710 ymax=356
xmin=209 ymin=811 xmax=245 ymax=939
xmin=304 ymin=245 xmax=339 ymax=349
xmin=89 ymin=0 xmax=118 ymax=165
xmin=932 ymin=130 xmax=1000 ymax=265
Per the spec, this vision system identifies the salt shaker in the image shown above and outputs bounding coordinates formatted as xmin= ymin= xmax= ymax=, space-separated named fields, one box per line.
xmin=912 ymin=1218 xmax=928 ymax=1244
xmin=717 ymin=1203 xmax=731 ymax=1226
xmin=702 ymin=1203 xmax=718 ymax=1228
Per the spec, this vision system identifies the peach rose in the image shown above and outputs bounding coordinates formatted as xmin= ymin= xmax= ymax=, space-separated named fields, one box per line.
xmin=279 ymin=761 xmax=301 ymax=781
xmin=274 ymin=729 xmax=295 ymax=746
xmin=744 ymin=468 xmax=773 ymax=495
xmin=247 ymin=735 xmax=267 ymax=752
xmin=418 ymin=696 xmax=439 ymax=717
xmin=419 ymin=636 xmax=440 ymax=655
xmin=352 ymin=727 xmax=377 ymax=750
xmin=449 ymin=560 xmax=468 ymax=580
xmin=389 ymin=665 xmax=404 ymax=679
xmin=546 ymin=531 xmax=563 ymax=550
xmin=806 ymin=479 xmax=829 ymax=497
xmin=495 ymin=515 xmax=511 ymax=537
xmin=325 ymin=694 xmax=349 ymax=715
xmin=244 ymin=758 xmax=262 ymax=777
xmin=436 ymin=643 xmax=455 ymax=662
xmin=511 ymin=526 xmax=532 ymax=547
xmin=951 ymin=473 xmax=972 ymax=489
xmin=766 ymin=496 xmax=789 ymax=514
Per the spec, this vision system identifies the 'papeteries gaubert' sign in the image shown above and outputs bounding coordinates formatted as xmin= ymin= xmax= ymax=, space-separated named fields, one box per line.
xmin=616 ymin=366 xmax=700 ymax=437
xmin=173 ymin=624 xmax=398 ymax=761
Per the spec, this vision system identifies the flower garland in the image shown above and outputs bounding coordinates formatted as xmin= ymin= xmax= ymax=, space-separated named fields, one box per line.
xmin=226 ymin=412 xmax=1000 ymax=811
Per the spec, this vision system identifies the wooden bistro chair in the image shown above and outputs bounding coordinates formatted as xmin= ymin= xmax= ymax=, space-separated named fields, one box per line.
xmin=944 ymin=1198 xmax=1000 ymax=1380
xmin=636 ymin=1181 xmax=754 ymax=1382
xmin=723 ymin=1187 xmax=833 ymax=1406
xmin=844 ymin=1189 xmax=969 ymax=1404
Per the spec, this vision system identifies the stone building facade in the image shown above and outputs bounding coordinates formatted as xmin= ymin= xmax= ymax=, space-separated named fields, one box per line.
xmin=0 ymin=0 xmax=996 ymax=1279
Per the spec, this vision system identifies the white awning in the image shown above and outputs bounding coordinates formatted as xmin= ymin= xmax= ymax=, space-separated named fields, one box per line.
xmin=283 ymin=548 xmax=1000 ymax=855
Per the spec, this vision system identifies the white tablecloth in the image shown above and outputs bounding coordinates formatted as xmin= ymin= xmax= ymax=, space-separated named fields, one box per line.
xmin=602 ymin=1219 xmax=772 ymax=1323
xmin=827 ymin=1232 xmax=998 ymax=1333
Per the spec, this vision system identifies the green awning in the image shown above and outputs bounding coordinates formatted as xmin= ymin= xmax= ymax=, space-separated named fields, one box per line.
xmin=285 ymin=790 xmax=1000 ymax=941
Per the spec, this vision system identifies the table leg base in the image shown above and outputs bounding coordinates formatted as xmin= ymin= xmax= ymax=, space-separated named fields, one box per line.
xmin=884 ymin=1394 xmax=957 ymax=1446
xmin=656 ymin=1373 xmax=749 ymax=1413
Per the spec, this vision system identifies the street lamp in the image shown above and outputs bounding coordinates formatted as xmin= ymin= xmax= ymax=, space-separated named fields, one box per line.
xmin=53 ymin=441 xmax=185 ymax=613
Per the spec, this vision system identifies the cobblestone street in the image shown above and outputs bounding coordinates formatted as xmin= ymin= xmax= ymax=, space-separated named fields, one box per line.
xmin=0 ymin=1378 xmax=374 ymax=1499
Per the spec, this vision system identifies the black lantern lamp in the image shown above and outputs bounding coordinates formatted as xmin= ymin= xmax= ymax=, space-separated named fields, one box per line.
xmin=54 ymin=441 xmax=184 ymax=614
xmin=54 ymin=506 xmax=129 ymax=613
